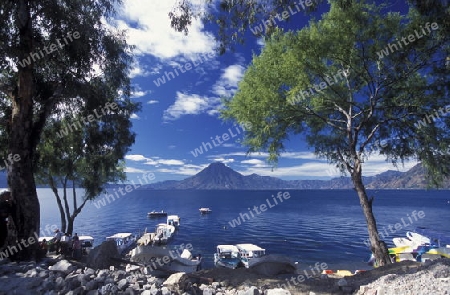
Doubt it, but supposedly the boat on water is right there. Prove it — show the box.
[128,241,202,274]
[235,243,266,268]
[79,235,95,254]
[213,245,243,269]
[153,223,176,245]
[106,233,137,254]
[167,215,181,228]
[148,210,168,218]
[370,228,450,265]
[199,208,212,214]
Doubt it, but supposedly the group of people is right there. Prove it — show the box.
[46,229,83,260]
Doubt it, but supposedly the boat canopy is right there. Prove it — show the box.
[106,233,133,239]
[236,243,266,258]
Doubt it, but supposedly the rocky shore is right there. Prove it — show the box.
[0,253,449,295]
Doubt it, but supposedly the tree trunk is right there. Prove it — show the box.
[62,178,71,232]
[7,0,40,261]
[352,162,391,267]
[49,177,67,233]
[67,218,74,236]
[67,193,89,236]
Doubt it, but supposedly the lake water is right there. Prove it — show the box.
[37,188,450,270]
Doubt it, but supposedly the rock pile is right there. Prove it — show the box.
[0,257,292,295]
[354,259,450,295]
[0,252,449,295]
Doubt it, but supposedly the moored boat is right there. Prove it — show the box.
[106,233,137,254]
[372,228,450,265]
[167,215,180,228]
[235,243,266,268]
[79,235,95,254]
[153,223,176,245]
[129,244,202,274]
[213,245,243,269]
[199,208,212,214]
[148,210,168,218]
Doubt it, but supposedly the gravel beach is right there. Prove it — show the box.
[0,254,449,295]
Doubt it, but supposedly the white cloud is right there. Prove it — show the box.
[131,89,149,98]
[124,167,148,173]
[147,100,159,104]
[241,159,267,167]
[130,113,140,119]
[156,159,184,166]
[256,38,265,47]
[156,164,207,176]
[212,64,246,97]
[210,158,235,164]
[116,0,216,60]
[163,92,220,120]
[235,154,419,179]
[129,61,150,78]
[125,154,148,161]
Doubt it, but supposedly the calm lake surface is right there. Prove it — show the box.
[37,189,450,270]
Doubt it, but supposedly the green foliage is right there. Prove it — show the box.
[0,0,141,234]
[169,0,326,53]
[221,0,450,184]
[0,0,135,157]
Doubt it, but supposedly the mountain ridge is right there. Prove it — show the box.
[144,162,450,190]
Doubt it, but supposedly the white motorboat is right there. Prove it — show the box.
[129,243,202,274]
[167,215,181,228]
[199,208,212,214]
[153,224,176,245]
[79,235,95,254]
[106,233,137,254]
[213,245,243,269]
[235,243,266,268]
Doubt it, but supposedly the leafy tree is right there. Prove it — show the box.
[35,97,139,235]
[170,0,449,53]
[0,0,133,260]
[169,0,325,53]
[221,1,449,266]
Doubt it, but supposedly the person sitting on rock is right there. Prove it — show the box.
[39,239,48,259]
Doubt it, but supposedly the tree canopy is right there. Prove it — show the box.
[0,0,136,260]
[221,0,449,265]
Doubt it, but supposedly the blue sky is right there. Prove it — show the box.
[113,0,417,183]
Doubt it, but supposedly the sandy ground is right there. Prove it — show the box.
[192,260,426,294]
